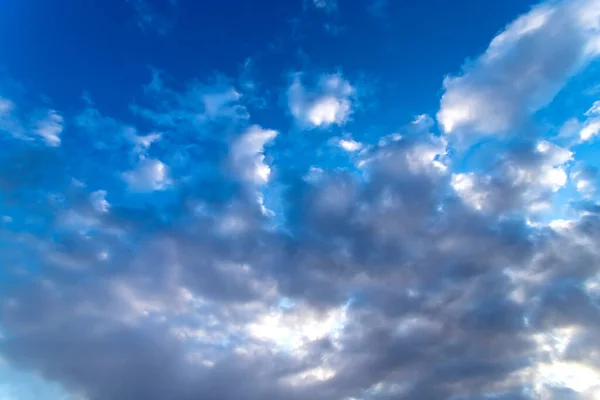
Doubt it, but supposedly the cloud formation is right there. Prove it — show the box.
[452,140,573,213]
[0,96,64,146]
[2,1,600,400]
[123,158,171,191]
[438,0,600,136]
[287,73,355,129]
[229,125,278,185]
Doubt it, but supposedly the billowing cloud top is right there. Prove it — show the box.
[1,1,600,400]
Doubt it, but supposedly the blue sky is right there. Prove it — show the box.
[1,0,600,399]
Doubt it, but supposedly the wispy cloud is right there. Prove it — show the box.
[126,0,179,35]
[33,110,64,147]
[131,69,248,129]
[309,0,337,14]
[0,96,64,147]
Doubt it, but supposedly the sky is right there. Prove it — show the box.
[1,0,600,399]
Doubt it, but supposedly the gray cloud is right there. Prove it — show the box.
[2,124,600,399]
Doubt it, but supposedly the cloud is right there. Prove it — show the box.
[571,162,598,196]
[310,0,337,13]
[75,104,135,150]
[131,70,248,129]
[437,0,600,136]
[0,96,64,147]
[90,190,110,213]
[3,127,600,399]
[126,0,179,35]
[4,3,600,399]
[287,73,355,128]
[337,137,362,152]
[122,159,171,192]
[557,99,600,142]
[452,140,572,213]
[0,97,23,138]
[580,100,600,141]
[33,110,64,147]
[229,125,278,185]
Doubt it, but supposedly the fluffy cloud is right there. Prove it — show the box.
[452,140,572,213]
[287,73,355,128]
[337,137,362,152]
[4,128,600,399]
[438,0,600,136]
[90,190,110,213]
[229,125,278,185]
[123,159,171,191]
[3,2,600,399]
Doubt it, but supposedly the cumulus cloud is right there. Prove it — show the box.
[229,125,278,185]
[337,137,362,152]
[5,126,600,399]
[3,122,600,399]
[452,140,572,213]
[287,73,355,128]
[438,0,600,136]
[4,2,600,399]
[123,159,171,191]
[90,190,110,213]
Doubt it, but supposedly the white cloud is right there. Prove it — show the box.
[247,300,347,352]
[230,125,278,185]
[338,137,362,152]
[127,131,162,157]
[438,0,600,136]
[571,163,598,196]
[132,71,248,127]
[33,110,64,147]
[557,99,600,142]
[123,159,171,192]
[287,73,355,128]
[580,100,600,141]
[0,98,64,146]
[452,141,572,213]
[90,190,110,213]
[202,88,242,119]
